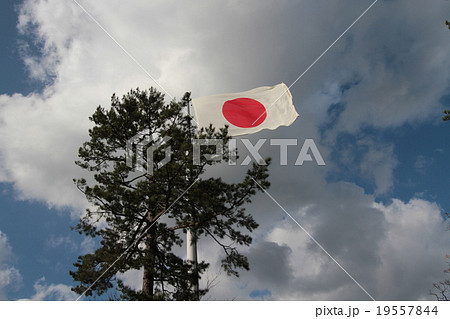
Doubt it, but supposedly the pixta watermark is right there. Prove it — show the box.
[126,134,325,175]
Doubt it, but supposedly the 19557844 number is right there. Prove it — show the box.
[377,306,438,316]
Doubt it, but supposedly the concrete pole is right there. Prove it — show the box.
[186,98,199,298]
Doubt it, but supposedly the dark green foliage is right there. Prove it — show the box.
[70,88,271,300]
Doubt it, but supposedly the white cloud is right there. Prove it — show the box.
[27,277,77,301]
[0,268,22,300]
[373,199,448,300]
[0,231,23,300]
[0,0,448,301]
[203,194,447,300]
[1,0,448,211]
[116,268,143,292]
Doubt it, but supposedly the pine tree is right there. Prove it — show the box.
[70,87,271,300]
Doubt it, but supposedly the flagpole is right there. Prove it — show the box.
[186,97,199,298]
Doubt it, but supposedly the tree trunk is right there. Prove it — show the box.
[142,213,157,299]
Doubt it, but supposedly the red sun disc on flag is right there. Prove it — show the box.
[222,98,267,128]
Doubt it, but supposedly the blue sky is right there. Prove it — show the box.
[0,1,80,300]
[0,0,449,300]
[0,1,27,95]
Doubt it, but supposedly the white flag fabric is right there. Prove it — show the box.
[192,83,299,136]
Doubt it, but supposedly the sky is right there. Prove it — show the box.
[0,0,449,301]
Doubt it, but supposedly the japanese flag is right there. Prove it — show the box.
[192,83,299,136]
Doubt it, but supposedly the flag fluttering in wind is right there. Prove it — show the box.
[192,83,299,136]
